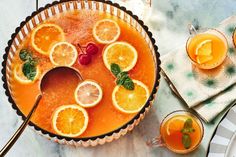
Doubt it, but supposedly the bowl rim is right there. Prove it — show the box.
[1,0,161,142]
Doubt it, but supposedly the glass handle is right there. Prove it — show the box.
[188,24,197,35]
[146,136,165,147]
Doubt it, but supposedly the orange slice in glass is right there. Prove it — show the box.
[31,23,65,55]
[49,42,78,66]
[195,40,213,64]
[196,55,213,64]
[52,105,89,137]
[112,80,149,113]
[74,80,103,108]
[166,117,186,136]
[13,64,40,84]
[103,41,138,71]
[93,19,120,44]
[195,40,212,56]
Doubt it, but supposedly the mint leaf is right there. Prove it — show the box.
[22,61,37,81]
[19,49,33,61]
[111,63,121,77]
[184,118,193,129]
[116,72,129,85]
[123,77,134,90]
[182,134,191,149]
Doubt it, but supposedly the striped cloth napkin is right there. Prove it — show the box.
[161,16,236,122]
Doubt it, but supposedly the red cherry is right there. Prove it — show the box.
[78,54,92,65]
[86,42,99,55]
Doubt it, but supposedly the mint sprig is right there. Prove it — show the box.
[181,118,195,134]
[19,49,38,81]
[181,118,195,149]
[110,63,134,90]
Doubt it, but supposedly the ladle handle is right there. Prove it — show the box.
[0,95,42,157]
[36,0,38,11]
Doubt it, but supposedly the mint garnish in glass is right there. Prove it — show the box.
[181,118,195,149]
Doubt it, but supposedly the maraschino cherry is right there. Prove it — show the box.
[86,42,99,55]
[78,54,92,65]
[76,42,99,65]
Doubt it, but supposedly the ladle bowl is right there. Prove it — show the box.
[0,66,83,156]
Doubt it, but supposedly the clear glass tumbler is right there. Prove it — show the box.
[147,110,204,154]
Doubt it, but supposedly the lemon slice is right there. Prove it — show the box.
[196,55,213,64]
[74,80,103,108]
[112,80,149,114]
[103,41,138,71]
[31,23,65,55]
[14,64,40,84]
[195,40,212,56]
[52,105,89,137]
[49,42,78,66]
[93,19,120,44]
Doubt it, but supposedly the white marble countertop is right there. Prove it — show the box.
[0,0,236,157]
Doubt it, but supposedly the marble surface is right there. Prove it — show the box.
[0,0,236,157]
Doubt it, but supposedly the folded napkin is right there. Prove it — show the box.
[161,17,236,122]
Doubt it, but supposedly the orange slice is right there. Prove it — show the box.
[74,80,103,108]
[195,40,212,56]
[166,117,186,136]
[52,105,88,137]
[93,19,120,44]
[13,64,40,84]
[103,42,138,71]
[31,23,65,55]
[112,80,149,113]
[196,55,213,64]
[49,42,78,66]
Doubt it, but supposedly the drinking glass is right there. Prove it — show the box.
[147,110,204,154]
[186,25,228,69]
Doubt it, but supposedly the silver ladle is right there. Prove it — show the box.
[0,66,83,156]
